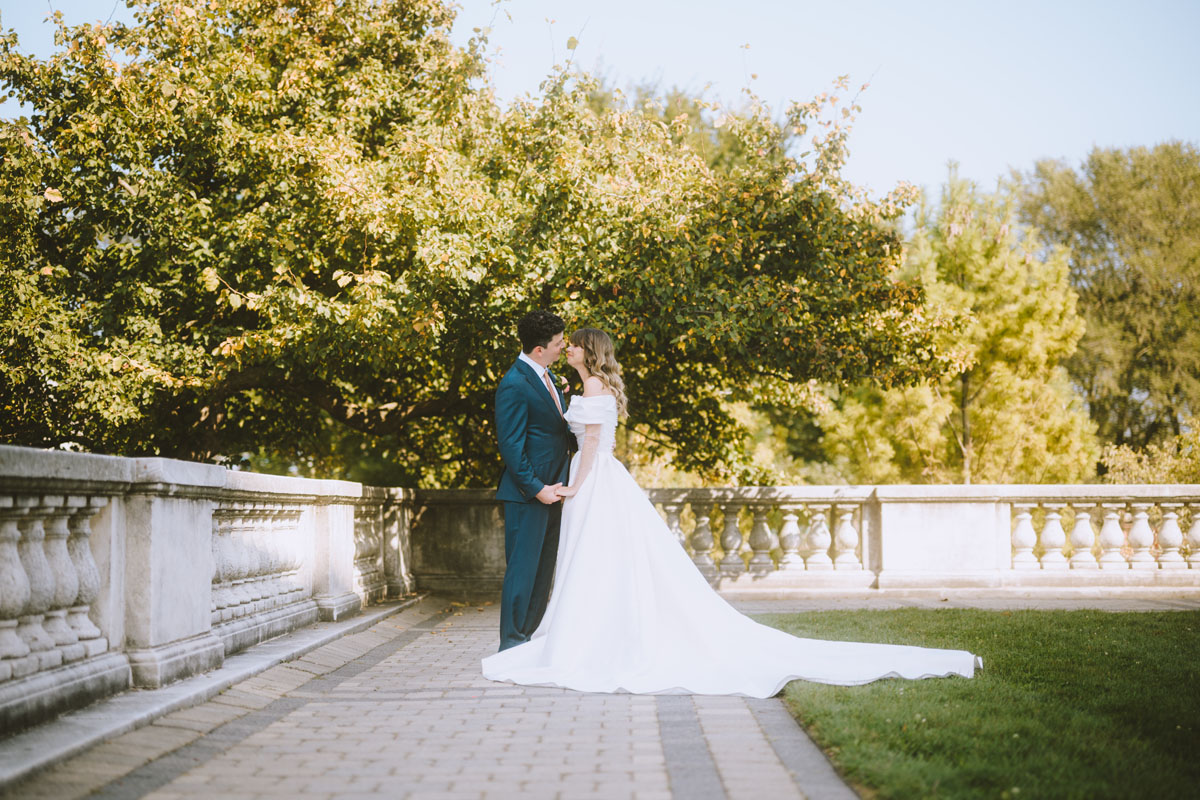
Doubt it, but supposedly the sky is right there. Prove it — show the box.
[2,0,1197,198]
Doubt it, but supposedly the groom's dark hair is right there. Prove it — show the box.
[518,310,566,353]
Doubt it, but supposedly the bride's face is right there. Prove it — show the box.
[565,341,585,368]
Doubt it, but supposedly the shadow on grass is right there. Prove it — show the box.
[755,609,1200,800]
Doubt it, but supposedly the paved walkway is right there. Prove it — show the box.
[0,597,856,800]
[4,592,1199,800]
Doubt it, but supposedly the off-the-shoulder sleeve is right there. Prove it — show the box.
[567,394,615,424]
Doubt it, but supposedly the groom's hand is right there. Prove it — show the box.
[535,483,563,504]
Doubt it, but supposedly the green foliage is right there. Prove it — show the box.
[1,1,951,485]
[1100,421,1200,483]
[820,171,1100,483]
[765,609,1200,800]
[1017,142,1200,450]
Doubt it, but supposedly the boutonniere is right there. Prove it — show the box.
[558,375,571,395]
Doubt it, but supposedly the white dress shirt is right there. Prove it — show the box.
[519,352,558,403]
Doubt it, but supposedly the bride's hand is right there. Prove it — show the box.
[555,485,578,498]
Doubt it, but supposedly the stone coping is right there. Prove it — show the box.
[4,443,1200,503]
[407,484,1200,505]
[0,445,363,500]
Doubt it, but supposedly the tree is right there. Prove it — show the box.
[820,172,1100,483]
[1,1,951,486]
[1100,422,1200,483]
[1017,142,1200,450]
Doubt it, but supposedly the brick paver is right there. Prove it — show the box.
[3,596,847,799]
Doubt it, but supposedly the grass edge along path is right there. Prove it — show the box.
[754,608,1200,800]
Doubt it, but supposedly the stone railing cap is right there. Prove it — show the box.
[130,457,225,489]
[0,444,133,489]
[223,469,362,499]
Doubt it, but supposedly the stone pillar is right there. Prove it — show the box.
[122,459,225,688]
[313,499,362,621]
[383,488,415,597]
[872,487,1013,589]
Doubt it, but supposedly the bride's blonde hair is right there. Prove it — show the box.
[571,328,629,418]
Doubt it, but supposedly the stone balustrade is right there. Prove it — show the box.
[3,442,1199,736]
[405,486,1200,595]
[0,446,412,736]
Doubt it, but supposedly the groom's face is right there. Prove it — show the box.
[532,333,566,366]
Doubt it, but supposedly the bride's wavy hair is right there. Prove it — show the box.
[570,328,629,419]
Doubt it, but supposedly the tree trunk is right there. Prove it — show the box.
[961,372,972,484]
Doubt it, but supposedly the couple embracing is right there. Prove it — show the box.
[483,310,981,697]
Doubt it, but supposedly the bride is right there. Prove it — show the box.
[482,328,980,697]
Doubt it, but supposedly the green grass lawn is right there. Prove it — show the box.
[755,609,1200,800]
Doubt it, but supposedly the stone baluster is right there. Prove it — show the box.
[718,503,745,578]
[1158,504,1185,569]
[231,510,254,614]
[804,505,833,570]
[1097,504,1128,569]
[1126,503,1156,570]
[1011,505,1038,569]
[1068,504,1098,569]
[66,496,105,641]
[1187,504,1200,569]
[776,505,805,572]
[288,515,305,599]
[41,500,82,654]
[662,502,687,550]
[210,516,222,622]
[832,506,862,570]
[267,506,288,603]
[1038,504,1068,570]
[213,512,234,620]
[746,505,775,574]
[16,498,62,668]
[248,507,269,607]
[223,511,243,616]
[689,504,717,580]
[0,498,32,660]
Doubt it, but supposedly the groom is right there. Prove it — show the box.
[494,310,571,650]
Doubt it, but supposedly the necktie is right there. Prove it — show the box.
[543,370,563,414]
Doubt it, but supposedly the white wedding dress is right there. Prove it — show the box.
[482,394,980,697]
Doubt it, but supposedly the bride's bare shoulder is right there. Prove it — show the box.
[582,376,613,398]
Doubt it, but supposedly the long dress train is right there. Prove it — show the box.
[482,394,980,698]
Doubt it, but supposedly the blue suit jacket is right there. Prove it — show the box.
[495,360,571,503]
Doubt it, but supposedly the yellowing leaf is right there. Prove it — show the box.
[43,188,63,202]
[200,267,220,292]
